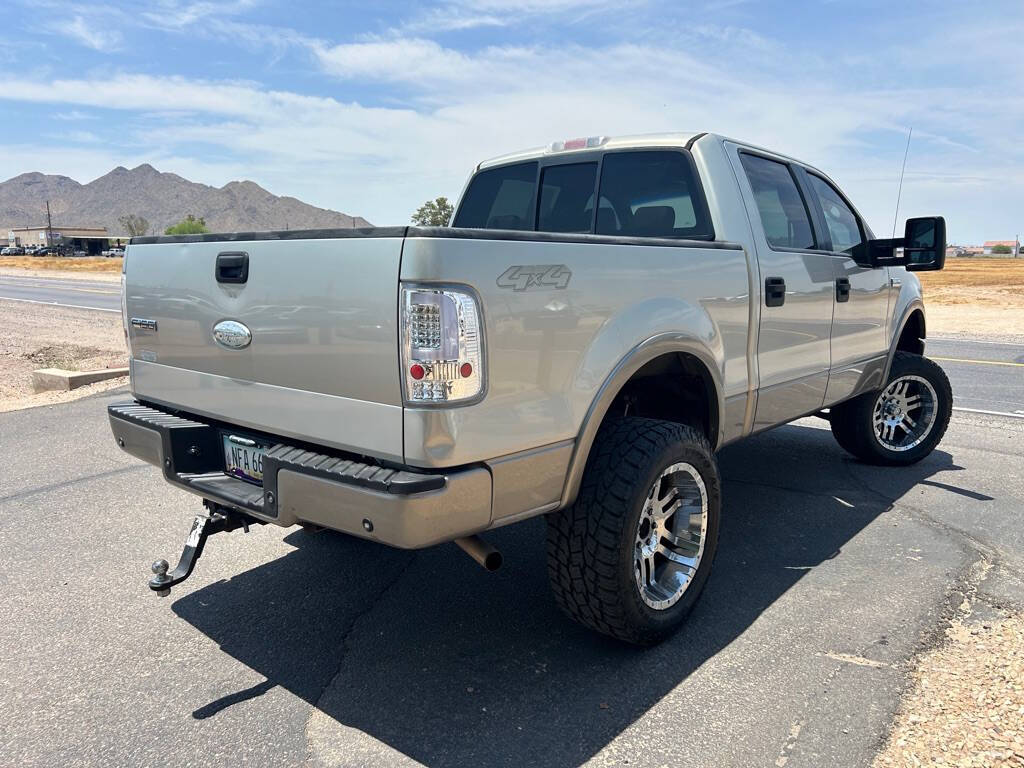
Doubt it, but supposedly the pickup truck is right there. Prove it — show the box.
[109,132,952,645]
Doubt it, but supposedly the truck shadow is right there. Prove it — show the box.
[172,423,975,767]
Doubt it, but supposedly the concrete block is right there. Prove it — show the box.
[32,367,129,392]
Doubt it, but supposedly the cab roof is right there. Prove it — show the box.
[475,131,821,176]
[476,132,705,170]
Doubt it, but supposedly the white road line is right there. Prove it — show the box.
[0,275,117,287]
[0,296,120,313]
[931,337,1024,347]
[952,406,1024,420]
[0,282,118,294]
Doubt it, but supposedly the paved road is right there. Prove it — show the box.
[2,390,1022,767]
[0,274,120,312]
[928,337,1024,416]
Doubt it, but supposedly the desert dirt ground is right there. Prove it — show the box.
[0,300,127,412]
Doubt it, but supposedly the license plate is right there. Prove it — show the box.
[223,435,268,484]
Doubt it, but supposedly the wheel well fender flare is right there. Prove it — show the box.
[559,333,723,509]
[883,301,926,383]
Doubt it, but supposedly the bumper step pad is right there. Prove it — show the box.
[108,401,446,521]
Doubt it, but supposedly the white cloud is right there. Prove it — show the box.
[398,0,644,32]
[49,14,122,50]
[54,109,98,121]
[313,38,476,84]
[140,0,260,29]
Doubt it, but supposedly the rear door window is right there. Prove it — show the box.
[453,161,537,230]
[537,162,598,233]
[739,153,816,250]
[596,151,712,239]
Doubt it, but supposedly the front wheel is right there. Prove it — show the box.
[546,418,721,645]
[830,352,952,465]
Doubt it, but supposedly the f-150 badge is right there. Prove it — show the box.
[497,264,572,291]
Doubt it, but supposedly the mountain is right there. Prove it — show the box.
[0,164,371,235]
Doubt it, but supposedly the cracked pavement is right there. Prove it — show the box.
[1,388,1021,767]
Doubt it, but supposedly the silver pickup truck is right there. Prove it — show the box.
[110,132,951,644]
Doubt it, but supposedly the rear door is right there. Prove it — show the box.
[731,147,836,430]
[800,171,891,403]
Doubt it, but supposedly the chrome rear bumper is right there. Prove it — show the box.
[107,401,492,548]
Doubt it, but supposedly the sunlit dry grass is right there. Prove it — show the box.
[0,256,123,272]
[918,258,1024,306]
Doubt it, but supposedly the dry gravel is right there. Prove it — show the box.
[874,612,1024,767]
[0,299,127,412]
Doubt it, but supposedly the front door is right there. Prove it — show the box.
[731,147,836,430]
[801,172,891,404]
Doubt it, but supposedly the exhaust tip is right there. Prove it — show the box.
[483,550,503,572]
[455,535,503,572]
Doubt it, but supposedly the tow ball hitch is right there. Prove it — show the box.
[148,503,262,597]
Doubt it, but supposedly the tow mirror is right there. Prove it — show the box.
[864,216,946,271]
[902,216,946,271]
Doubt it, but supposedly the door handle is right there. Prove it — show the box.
[764,276,786,307]
[216,251,249,284]
[836,276,851,303]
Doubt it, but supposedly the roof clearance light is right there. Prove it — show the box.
[549,136,608,153]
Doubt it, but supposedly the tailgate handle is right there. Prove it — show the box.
[216,251,249,284]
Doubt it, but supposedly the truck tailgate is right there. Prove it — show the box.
[124,233,404,460]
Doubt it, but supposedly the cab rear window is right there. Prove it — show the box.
[452,162,537,230]
[595,151,712,239]
[454,150,713,240]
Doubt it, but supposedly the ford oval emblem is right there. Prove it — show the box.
[212,320,252,350]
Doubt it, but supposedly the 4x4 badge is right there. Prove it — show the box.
[496,264,572,292]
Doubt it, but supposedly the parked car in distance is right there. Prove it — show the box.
[111,131,951,645]
[107,247,125,258]
[35,246,61,256]
[1,246,25,255]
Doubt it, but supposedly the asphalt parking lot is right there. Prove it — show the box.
[2,386,1022,767]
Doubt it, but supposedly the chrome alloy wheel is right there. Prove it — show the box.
[634,462,709,611]
[872,374,938,452]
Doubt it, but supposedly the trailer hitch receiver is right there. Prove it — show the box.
[148,503,260,596]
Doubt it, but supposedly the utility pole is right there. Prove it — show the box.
[46,200,54,248]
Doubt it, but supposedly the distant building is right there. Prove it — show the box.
[6,225,129,254]
[982,240,1018,255]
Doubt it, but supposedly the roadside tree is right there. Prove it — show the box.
[119,214,150,237]
[412,197,454,226]
[165,215,209,235]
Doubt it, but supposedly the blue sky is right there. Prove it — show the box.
[0,0,1021,243]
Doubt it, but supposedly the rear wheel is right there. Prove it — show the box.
[830,352,952,465]
[546,417,721,645]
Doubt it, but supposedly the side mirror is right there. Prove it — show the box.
[903,216,946,271]
[863,216,946,271]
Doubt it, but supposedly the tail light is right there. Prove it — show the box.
[401,286,484,405]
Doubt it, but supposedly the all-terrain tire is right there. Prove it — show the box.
[830,352,952,466]
[545,417,721,645]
